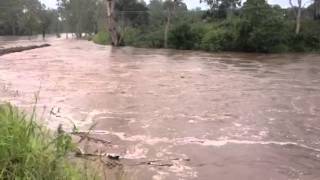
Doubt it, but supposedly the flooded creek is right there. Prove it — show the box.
[1,38,320,180]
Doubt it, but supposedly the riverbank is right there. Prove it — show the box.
[0,103,87,179]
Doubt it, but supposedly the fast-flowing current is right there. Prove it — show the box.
[1,37,320,180]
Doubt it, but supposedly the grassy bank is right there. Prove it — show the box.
[0,103,88,179]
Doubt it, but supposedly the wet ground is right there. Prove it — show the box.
[1,37,320,180]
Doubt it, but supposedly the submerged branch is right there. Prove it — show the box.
[71,132,112,145]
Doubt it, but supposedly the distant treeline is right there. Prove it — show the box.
[1,0,320,53]
[0,0,60,37]
[89,0,320,53]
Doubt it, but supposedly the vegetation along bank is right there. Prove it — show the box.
[1,0,320,52]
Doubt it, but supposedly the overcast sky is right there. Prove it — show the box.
[40,0,292,10]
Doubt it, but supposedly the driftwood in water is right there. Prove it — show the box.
[72,131,112,145]
[69,129,191,170]
[75,146,190,168]
[0,44,51,56]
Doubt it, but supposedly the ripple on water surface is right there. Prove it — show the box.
[1,38,320,180]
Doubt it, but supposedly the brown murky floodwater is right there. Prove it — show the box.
[1,37,320,180]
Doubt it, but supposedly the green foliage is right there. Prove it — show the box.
[57,0,102,38]
[3,0,320,53]
[168,23,197,49]
[115,0,149,27]
[122,28,141,46]
[114,0,320,53]
[201,0,241,19]
[0,103,85,179]
[0,0,60,36]
[190,23,212,49]
[93,31,111,45]
[201,28,227,51]
[142,29,165,48]
[291,20,320,51]
[289,33,320,52]
[234,0,289,52]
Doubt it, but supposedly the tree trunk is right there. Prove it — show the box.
[11,24,16,36]
[106,0,121,46]
[290,0,302,35]
[295,7,301,34]
[42,28,46,40]
[164,0,177,48]
[164,13,171,48]
[315,0,320,20]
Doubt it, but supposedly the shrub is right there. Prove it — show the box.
[230,0,290,52]
[299,20,320,51]
[190,23,212,49]
[168,23,197,50]
[246,22,290,53]
[0,103,86,179]
[289,34,310,52]
[200,28,228,51]
[93,31,110,45]
[141,29,165,48]
[122,27,141,46]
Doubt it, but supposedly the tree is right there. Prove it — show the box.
[0,0,24,35]
[115,0,149,28]
[106,0,121,46]
[148,0,166,29]
[315,0,320,19]
[200,0,241,19]
[39,8,53,39]
[163,0,187,48]
[289,0,303,34]
[0,0,59,36]
[237,0,289,52]
[57,0,99,38]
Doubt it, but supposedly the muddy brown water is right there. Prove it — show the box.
[1,37,320,180]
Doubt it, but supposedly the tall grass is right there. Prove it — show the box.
[0,103,88,179]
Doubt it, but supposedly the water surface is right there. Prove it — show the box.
[1,38,320,180]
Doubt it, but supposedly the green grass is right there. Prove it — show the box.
[0,103,89,180]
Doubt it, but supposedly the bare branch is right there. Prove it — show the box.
[289,0,298,15]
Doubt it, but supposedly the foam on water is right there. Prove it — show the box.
[77,130,320,153]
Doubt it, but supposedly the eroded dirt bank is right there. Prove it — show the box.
[1,38,320,180]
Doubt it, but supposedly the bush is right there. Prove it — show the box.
[234,0,291,53]
[122,27,141,46]
[140,29,165,48]
[249,19,290,52]
[0,104,85,179]
[121,27,164,48]
[93,31,110,45]
[168,23,197,50]
[190,23,212,49]
[289,34,310,52]
[298,20,320,51]
[200,28,228,51]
